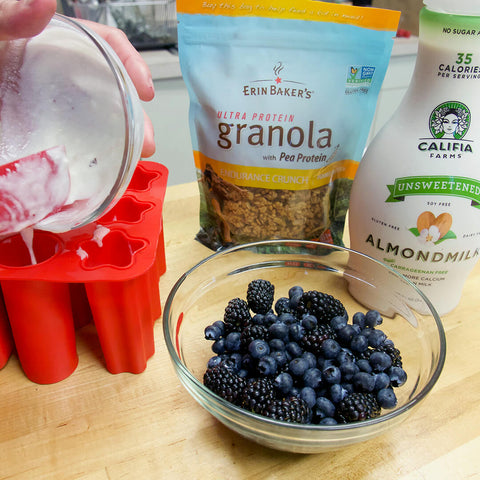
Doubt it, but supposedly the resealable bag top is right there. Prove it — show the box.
[177,0,400,250]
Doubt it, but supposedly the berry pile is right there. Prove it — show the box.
[203,279,407,425]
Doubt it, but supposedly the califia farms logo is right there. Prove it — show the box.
[429,101,470,139]
[242,62,313,99]
[419,100,473,157]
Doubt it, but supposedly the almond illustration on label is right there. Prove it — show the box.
[414,211,454,245]
[433,212,453,238]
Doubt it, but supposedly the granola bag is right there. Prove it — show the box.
[177,0,400,250]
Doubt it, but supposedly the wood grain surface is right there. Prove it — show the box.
[0,181,478,480]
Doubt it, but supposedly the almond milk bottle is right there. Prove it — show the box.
[348,0,480,315]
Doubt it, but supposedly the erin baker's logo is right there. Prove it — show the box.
[418,101,473,157]
[242,62,313,99]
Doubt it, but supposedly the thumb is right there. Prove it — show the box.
[0,0,57,40]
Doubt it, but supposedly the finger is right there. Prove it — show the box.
[0,0,56,40]
[77,19,155,102]
[141,110,156,158]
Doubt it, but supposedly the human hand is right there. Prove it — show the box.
[77,19,156,157]
[0,0,156,157]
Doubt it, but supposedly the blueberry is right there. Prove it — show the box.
[274,372,294,394]
[374,372,391,391]
[330,383,348,404]
[207,355,223,368]
[204,324,222,341]
[302,351,317,369]
[212,320,225,336]
[337,325,356,346]
[257,355,277,376]
[330,315,348,331]
[289,357,309,377]
[352,312,366,329]
[320,338,341,360]
[369,351,392,372]
[342,382,354,395]
[271,349,288,368]
[368,329,387,348]
[317,357,335,370]
[356,359,373,373]
[319,417,338,425]
[315,397,336,419]
[301,314,318,330]
[248,339,270,359]
[353,371,376,392]
[350,334,369,354]
[361,327,373,338]
[241,353,255,372]
[288,285,304,299]
[377,387,397,408]
[290,386,301,397]
[212,337,226,354]
[269,338,286,351]
[365,309,383,328]
[223,353,242,372]
[339,360,359,381]
[251,313,266,325]
[300,387,317,408]
[289,293,303,310]
[286,341,303,358]
[279,312,296,324]
[322,365,342,384]
[268,321,289,340]
[388,366,407,387]
[337,348,355,365]
[288,323,305,342]
[238,369,249,378]
[225,332,242,352]
[303,367,323,389]
[264,312,278,326]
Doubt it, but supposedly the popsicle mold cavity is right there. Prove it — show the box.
[127,166,159,192]
[80,231,146,269]
[100,196,152,224]
[0,231,63,267]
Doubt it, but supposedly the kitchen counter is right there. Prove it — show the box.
[1,181,479,479]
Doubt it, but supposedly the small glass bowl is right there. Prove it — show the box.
[163,240,446,453]
[0,14,144,233]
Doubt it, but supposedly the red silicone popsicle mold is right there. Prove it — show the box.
[0,161,168,383]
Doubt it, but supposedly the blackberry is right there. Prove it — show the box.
[336,392,381,423]
[356,343,403,368]
[299,324,336,356]
[295,290,347,324]
[247,279,275,314]
[261,396,311,424]
[240,324,269,350]
[241,377,275,413]
[378,342,403,368]
[224,298,251,333]
[204,364,246,406]
[275,297,294,315]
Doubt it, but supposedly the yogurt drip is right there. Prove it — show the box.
[20,227,36,265]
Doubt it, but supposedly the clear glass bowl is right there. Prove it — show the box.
[0,14,144,233]
[163,240,446,453]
